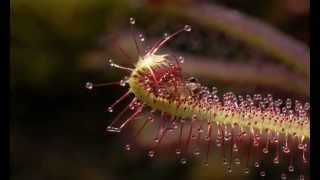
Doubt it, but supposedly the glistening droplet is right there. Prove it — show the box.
[184,25,192,32]
[107,107,114,113]
[260,171,266,177]
[299,175,305,180]
[244,168,249,174]
[85,82,93,90]
[263,147,269,154]
[108,59,115,67]
[180,158,187,164]
[273,157,280,164]
[178,56,184,64]
[234,158,240,165]
[283,146,290,154]
[106,126,121,133]
[125,144,131,151]
[193,149,200,156]
[288,165,294,172]
[138,33,145,42]
[281,173,287,180]
[119,80,126,87]
[175,149,181,155]
[148,150,155,158]
[129,17,135,25]
[254,161,259,168]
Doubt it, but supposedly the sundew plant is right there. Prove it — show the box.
[85,2,309,179]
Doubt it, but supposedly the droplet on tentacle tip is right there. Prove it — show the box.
[85,82,93,90]
[273,157,280,164]
[299,175,305,180]
[262,147,269,154]
[175,148,181,155]
[154,138,160,143]
[180,158,187,164]
[108,58,115,67]
[227,167,232,173]
[129,17,135,25]
[148,150,155,158]
[178,56,184,64]
[125,144,131,151]
[254,161,260,168]
[184,25,192,32]
[288,165,294,172]
[223,159,228,166]
[106,126,121,133]
[234,158,240,165]
[119,76,129,87]
[200,161,208,167]
[138,33,145,42]
[260,171,266,177]
[281,173,287,180]
[193,149,200,156]
[107,106,114,113]
[211,87,218,94]
[282,146,290,154]
[243,168,249,174]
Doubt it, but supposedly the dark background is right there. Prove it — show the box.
[10,0,309,179]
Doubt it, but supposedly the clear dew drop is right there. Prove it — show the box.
[234,158,241,165]
[281,173,287,180]
[175,149,181,155]
[288,165,294,172]
[108,59,114,67]
[85,82,93,90]
[138,33,145,42]
[120,80,126,87]
[180,158,187,164]
[106,126,121,133]
[211,87,218,94]
[243,168,249,174]
[148,150,155,158]
[273,157,280,164]
[203,161,209,166]
[125,144,131,151]
[262,147,269,154]
[154,138,160,143]
[260,171,266,177]
[163,33,169,38]
[107,106,114,113]
[119,76,128,87]
[178,56,184,64]
[129,17,135,25]
[233,144,238,152]
[184,25,192,32]
[223,159,228,166]
[193,149,200,156]
[282,146,290,154]
[254,161,260,168]
[216,141,222,147]
[227,167,232,173]
[299,175,305,180]
[298,143,304,150]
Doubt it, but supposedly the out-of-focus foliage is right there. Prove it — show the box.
[11,0,309,180]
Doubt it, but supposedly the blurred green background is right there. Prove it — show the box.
[11,0,309,180]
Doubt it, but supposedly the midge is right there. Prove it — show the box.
[86,18,309,179]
